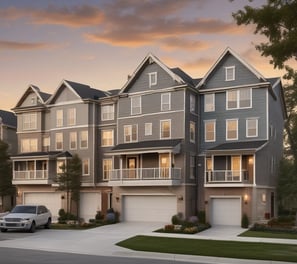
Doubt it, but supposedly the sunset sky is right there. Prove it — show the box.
[0,0,292,111]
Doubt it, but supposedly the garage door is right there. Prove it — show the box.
[24,192,61,222]
[123,195,176,222]
[80,192,101,222]
[211,198,241,226]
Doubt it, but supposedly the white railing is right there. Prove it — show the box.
[13,170,48,180]
[109,167,181,181]
[205,170,248,183]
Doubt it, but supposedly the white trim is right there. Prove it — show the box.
[160,119,171,139]
[145,122,152,136]
[124,124,138,143]
[226,119,238,141]
[204,119,216,142]
[117,109,184,120]
[161,93,171,111]
[69,131,77,150]
[225,66,235,81]
[148,72,157,87]
[101,129,114,147]
[246,118,259,138]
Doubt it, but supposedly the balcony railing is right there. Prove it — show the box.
[108,167,181,186]
[205,170,249,183]
[13,170,48,180]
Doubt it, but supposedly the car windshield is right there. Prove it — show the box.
[11,206,37,214]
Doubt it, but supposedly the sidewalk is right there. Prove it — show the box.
[0,223,295,264]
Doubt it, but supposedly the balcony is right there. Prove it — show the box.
[205,170,250,186]
[13,170,51,185]
[108,167,182,186]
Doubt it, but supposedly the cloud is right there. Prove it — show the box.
[159,37,210,51]
[0,40,54,50]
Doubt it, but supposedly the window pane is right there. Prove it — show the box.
[55,133,63,150]
[103,159,112,180]
[161,93,170,111]
[131,96,141,115]
[226,67,235,81]
[247,119,257,137]
[23,113,37,130]
[80,131,88,148]
[240,88,251,108]
[68,108,76,126]
[227,120,238,140]
[69,132,77,149]
[227,90,237,109]
[190,121,195,142]
[56,110,63,127]
[161,120,171,138]
[205,94,215,112]
[102,130,113,146]
[190,94,196,113]
[82,159,89,175]
[101,104,114,121]
[145,123,152,136]
[205,121,215,141]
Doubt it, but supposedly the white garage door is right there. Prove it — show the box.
[211,198,241,226]
[24,192,61,222]
[123,195,176,222]
[80,192,101,222]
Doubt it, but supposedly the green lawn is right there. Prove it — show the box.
[117,235,297,262]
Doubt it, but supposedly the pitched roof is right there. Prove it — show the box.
[119,53,186,93]
[170,67,196,87]
[207,140,267,152]
[197,47,267,88]
[11,151,72,159]
[111,139,182,154]
[0,110,17,128]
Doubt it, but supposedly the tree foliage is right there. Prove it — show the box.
[0,140,15,199]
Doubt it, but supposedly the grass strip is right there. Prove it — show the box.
[116,235,297,263]
[240,230,297,239]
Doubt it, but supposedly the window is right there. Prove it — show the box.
[190,94,196,113]
[204,94,215,112]
[103,159,112,180]
[101,104,114,121]
[56,160,66,174]
[55,133,63,150]
[131,96,141,115]
[101,129,114,146]
[160,120,171,139]
[80,131,88,149]
[82,159,89,175]
[145,123,152,136]
[227,88,251,109]
[67,108,76,126]
[161,93,171,111]
[124,125,138,143]
[190,155,196,179]
[21,138,38,152]
[56,110,63,127]
[190,121,195,143]
[42,137,50,152]
[23,113,37,130]
[246,118,258,137]
[205,120,216,142]
[225,66,235,81]
[69,132,77,149]
[226,119,238,140]
[149,72,157,87]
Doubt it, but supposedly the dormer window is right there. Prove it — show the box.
[149,72,157,87]
[225,66,235,81]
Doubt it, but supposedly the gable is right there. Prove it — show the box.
[202,53,262,89]
[48,83,82,105]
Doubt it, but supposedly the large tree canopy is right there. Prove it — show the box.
[233,0,297,70]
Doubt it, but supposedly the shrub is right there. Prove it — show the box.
[171,213,183,225]
[95,211,104,220]
[241,213,249,228]
[198,211,206,224]
[164,224,175,231]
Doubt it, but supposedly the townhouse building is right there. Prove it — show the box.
[9,48,286,226]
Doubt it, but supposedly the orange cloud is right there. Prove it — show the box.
[0,40,53,50]
[159,37,210,51]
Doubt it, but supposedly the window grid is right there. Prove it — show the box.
[80,131,88,149]
[69,132,77,150]
[145,123,152,136]
[56,110,63,127]
[160,120,171,139]
[149,72,157,87]
[124,125,138,143]
[190,121,195,143]
[23,113,37,130]
[101,104,114,121]
[246,118,258,137]
[161,93,171,111]
[226,119,238,140]
[82,159,90,176]
[204,120,216,142]
[101,129,114,147]
[103,159,112,180]
[67,108,76,126]
[131,96,141,115]
[225,66,235,81]
[55,133,63,150]
[190,94,196,113]
[227,88,251,110]
[204,94,215,112]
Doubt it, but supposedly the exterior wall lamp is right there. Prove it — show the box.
[178,195,183,201]
[116,196,120,202]
[244,194,248,204]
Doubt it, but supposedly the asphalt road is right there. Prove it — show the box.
[0,248,198,264]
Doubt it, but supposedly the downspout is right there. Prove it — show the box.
[93,102,96,186]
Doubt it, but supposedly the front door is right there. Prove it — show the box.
[159,154,170,178]
[231,155,240,180]
[127,157,137,179]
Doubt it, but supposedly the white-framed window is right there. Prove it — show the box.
[23,113,37,130]
[225,66,235,81]
[82,159,90,176]
[161,93,171,111]
[69,132,77,150]
[56,110,63,127]
[190,94,196,113]
[227,88,251,109]
[204,120,216,142]
[67,108,76,126]
[246,118,258,137]
[190,121,195,143]
[101,129,114,146]
[131,96,141,115]
[124,124,138,143]
[101,104,115,121]
[145,123,152,136]
[103,158,113,180]
[226,119,238,140]
[204,93,215,112]
[80,130,88,149]
[160,120,171,139]
[55,133,63,150]
[42,137,50,152]
[21,138,38,153]
[149,72,157,87]
[56,160,66,174]
[190,155,196,179]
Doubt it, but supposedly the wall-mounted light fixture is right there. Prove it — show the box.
[262,193,266,203]
[116,196,120,202]
[244,194,248,204]
[178,195,183,201]
[17,190,22,197]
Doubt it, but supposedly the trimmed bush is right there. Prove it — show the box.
[241,213,249,228]
[171,213,183,225]
[198,211,206,224]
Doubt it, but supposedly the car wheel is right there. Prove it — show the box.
[0,228,7,232]
[44,218,51,229]
[29,221,36,233]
